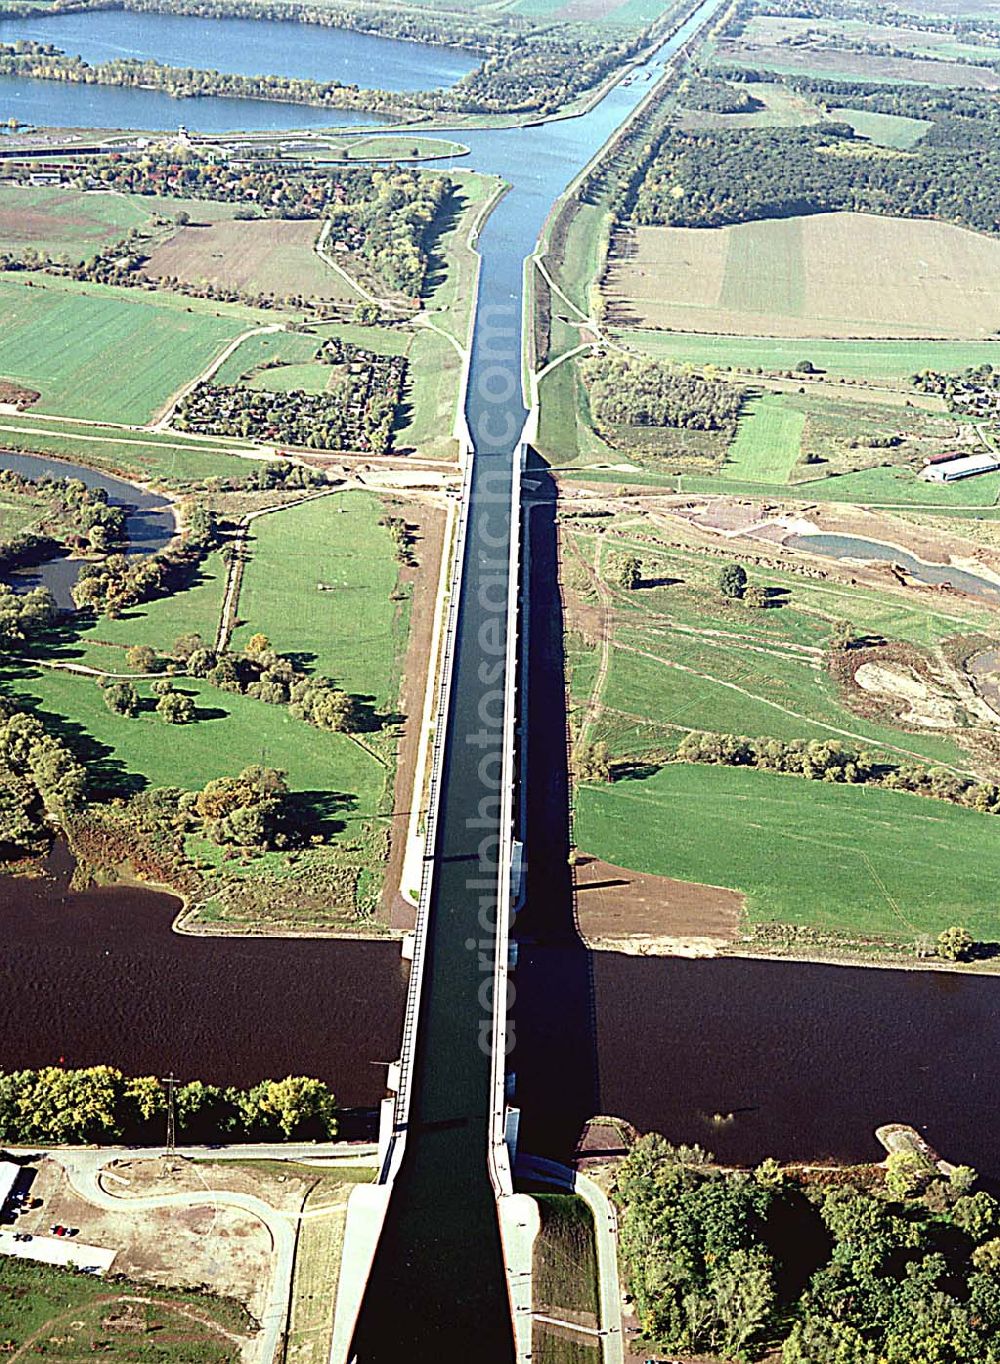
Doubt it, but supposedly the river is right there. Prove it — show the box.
[2,859,998,1175]
[0,450,175,608]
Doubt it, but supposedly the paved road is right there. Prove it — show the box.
[9,1143,378,1364]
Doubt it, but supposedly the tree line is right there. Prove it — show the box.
[617,1132,1000,1363]
[0,15,651,120]
[0,469,126,569]
[0,1065,338,1144]
[675,729,1000,816]
[0,694,87,858]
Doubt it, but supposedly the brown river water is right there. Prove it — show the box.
[2,849,999,1172]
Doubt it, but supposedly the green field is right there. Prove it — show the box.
[0,275,270,424]
[0,1259,253,1364]
[8,663,382,801]
[214,330,321,385]
[564,519,987,773]
[231,493,403,703]
[618,330,1000,379]
[249,362,332,395]
[725,394,805,482]
[575,762,1000,939]
[0,185,153,259]
[829,106,932,148]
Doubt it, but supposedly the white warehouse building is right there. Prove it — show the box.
[921,452,1000,483]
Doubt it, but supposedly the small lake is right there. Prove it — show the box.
[0,10,479,92]
[0,450,175,608]
[787,531,1000,602]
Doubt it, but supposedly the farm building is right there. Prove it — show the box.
[920,452,1000,483]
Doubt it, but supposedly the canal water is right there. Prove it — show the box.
[787,531,1000,602]
[0,10,479,91]
[0,450,175,608]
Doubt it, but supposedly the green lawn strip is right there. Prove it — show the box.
[231,493,401,702]
[829,107,932,148]
[396,326,461,458]
[250,362,333,395]
[0,274,278,425]
[423,169,498,335]
[550,200,610,318]
[616,330,1000,379]
[678,466,1000,508]
[537,359,614,468]
[5,664,382,807]
[532,1193,599,1320]
[724,392,805,483]
[214,329,322,385]
[575,762,1000,939]
[0,1257,252,1358]
[0,418,256,485]
[603,627,971,770]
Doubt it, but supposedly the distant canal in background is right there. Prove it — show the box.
[2,860,999,1174]
[0,10,479,90]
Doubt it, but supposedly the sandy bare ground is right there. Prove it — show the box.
[573,854,742,956]
[13,1159,272,1322]
[604,213,1000,338]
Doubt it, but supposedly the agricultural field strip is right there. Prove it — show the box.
[0,418,261,459]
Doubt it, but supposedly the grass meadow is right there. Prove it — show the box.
[231,493,404,703]
[724,394,805,482]
[0,415,257,486]
[617,330,1000,380]
[0,184,153,259]
[575,763,1000,939]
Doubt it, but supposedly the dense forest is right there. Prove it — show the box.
[623,122,1000,233]
[617,1133,1000,1364]
[583,353,746,434]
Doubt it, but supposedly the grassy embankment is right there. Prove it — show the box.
[0,1258,255,1364]
[531,1193,600,1364]
[564,513,1000,946]
[285,1165,376,1364]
